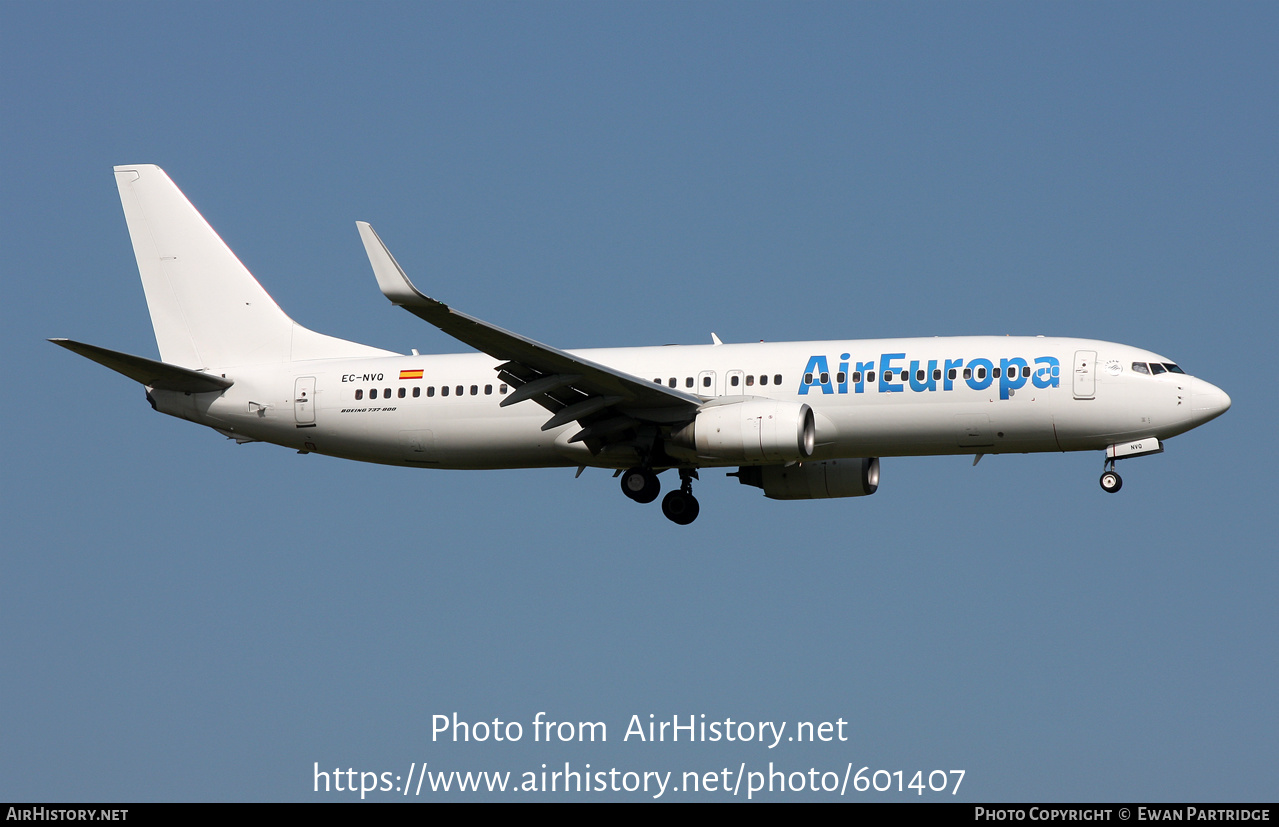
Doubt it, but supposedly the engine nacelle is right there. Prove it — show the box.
[668,399,815,463]
[733,457,880,499]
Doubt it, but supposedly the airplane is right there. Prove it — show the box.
[52,165,1232,525]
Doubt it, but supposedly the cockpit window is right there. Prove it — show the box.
[1163,363,1185,374]
[1149,363,1167,375]
[1132,362,1150,375]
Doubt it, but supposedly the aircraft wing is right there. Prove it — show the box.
[358,223,701,443]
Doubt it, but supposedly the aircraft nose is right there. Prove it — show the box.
[1190,377,1231,424]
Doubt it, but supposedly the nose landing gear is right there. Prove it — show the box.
[1099,459,1123,493]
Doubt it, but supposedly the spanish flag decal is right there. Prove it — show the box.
[399,369,424,380]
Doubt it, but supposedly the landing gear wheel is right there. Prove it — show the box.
[1100,470,1122,493]
[620,468,660,504]
[661,490,700,525]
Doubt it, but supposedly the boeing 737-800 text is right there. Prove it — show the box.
[52,166,1231,524]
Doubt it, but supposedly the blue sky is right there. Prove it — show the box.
[2,2,1275,801]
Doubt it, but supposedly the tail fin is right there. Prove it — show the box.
[114,165,392,369]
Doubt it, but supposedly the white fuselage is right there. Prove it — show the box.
[61,165,1234,521]
[151,335,1230,471]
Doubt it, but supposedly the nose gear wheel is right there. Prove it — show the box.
[1099,458,1122,493]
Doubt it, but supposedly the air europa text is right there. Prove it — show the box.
[799,353,1061,400]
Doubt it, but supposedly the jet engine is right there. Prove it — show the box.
[733,457,880,499]
[667,399,815,463]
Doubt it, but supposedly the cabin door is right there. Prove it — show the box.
[294,376,316,426]
[1073,351,1096,399]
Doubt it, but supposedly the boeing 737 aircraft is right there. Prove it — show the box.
[53,165,1231,524]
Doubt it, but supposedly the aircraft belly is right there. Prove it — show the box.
[424,414,566,468]
[818,404,960,456]
[812,397,1061,457]
[1051,376,1173,450]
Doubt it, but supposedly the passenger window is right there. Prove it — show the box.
[852,372,861,383]
[933,369,942,381]
[413,387,421,398]
[759,375,768,386]
[668,378,676,388]
[803,373,812,385]
[820,372,829,384]
[702,376,712,387]
[948,368,957,380]
[456,385,463,395]
[500,384,508,394]
[470,385,478,395]
[992,368,1001,379]
[963,368,972,380]
[384,388,391,398]
[355,389,363,400]
[398,387,406,398]
[442,386,449,397]
[977,368,987,380]
[654,378,661,384]
[746,375,754,386]
[732,375,741,387]
[1022,366,1031,378]
[916,369,925,382]
[485,385,493,395]
[774,374,782,385]
[427,386,435,397]
[1132,362,1150,375]
[835,372,845,384]
[883,370,893,381]
[867,371,875,383]
[685,377,694,388]
[370,388,378,399]
[1149,363,1166,375]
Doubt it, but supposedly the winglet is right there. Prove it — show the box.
[357,221,438,308]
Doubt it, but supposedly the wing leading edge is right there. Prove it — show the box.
[356,223,701,450]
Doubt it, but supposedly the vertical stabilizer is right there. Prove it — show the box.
[114,165,391,369]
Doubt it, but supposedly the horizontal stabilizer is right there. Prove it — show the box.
[49,339,233,393]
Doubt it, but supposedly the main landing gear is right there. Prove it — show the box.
[1099,458,1123,493]
[620,467,660,503]
[620,467,700,524]
[661,470,700,526]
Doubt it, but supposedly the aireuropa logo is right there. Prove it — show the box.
[798,353,1061,400]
